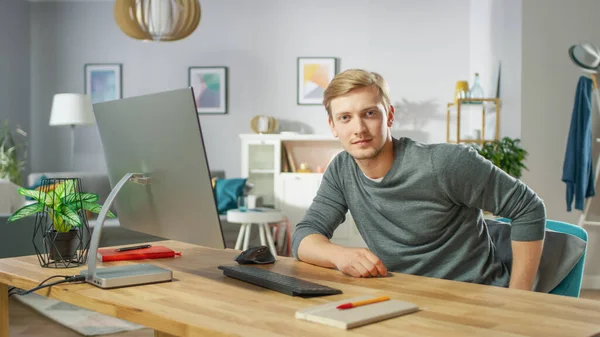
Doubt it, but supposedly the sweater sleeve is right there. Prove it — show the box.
[291,157,349,259]
[432,144,546,241]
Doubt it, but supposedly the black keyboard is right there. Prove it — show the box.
[218,265,342,297]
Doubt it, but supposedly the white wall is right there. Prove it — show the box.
[470,0,494,94]
[0,0,30,185]
[521,0,600,286]
[29,0,471,178]
[491,0,522,139]
[468,0,521,139]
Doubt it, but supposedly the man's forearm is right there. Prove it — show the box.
[509,240,543,290]
[297,234,345,268]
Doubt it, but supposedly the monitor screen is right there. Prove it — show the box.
[92,88,225,249]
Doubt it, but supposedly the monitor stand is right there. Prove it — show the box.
[80,173,173,289]
[80,263,172,289]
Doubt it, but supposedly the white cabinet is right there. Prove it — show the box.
[277,172,366,248]
[239,134,366,248]
[240,133,340,208]
[278,173,321,236]
[240,138,280,207]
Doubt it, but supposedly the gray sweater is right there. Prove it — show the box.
[291,137,546,287]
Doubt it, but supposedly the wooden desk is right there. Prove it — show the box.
[1,240,600,337]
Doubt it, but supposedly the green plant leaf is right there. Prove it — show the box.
[17,188,53,206]
[62,192,99,205]
[82,201,116,218]
[53,183,66,202]
[475,137,528,179]
[52,180,76,205]
[7,203,44,222]
[0,121,27,186]
[49,209,67,232]
[59,204,82,228]
[65,179,76,194]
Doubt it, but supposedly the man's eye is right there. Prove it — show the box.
[340,115,349,121]
[366,111,375,116]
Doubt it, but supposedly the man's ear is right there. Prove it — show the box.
[328,116,338,138]
[387,105,395,128]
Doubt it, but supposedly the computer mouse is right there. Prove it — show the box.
[235,245,276,265]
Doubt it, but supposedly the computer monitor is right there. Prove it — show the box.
[81,88,226,288]
[91,87,225,250]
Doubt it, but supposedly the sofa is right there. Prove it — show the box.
[0,171,261,259]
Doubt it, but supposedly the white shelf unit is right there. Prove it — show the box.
[240,133,340,209]
[446,98,500,144]
[249,169,276,174]
[239,134,366,248]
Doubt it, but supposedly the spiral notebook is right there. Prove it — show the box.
[295,295,419,329]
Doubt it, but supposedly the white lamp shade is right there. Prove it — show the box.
[49,93,95,126]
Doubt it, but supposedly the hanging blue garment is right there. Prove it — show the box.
[562,76,595,211]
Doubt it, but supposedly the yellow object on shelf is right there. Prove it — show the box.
[297,163,312,173]
[454,81,469,104]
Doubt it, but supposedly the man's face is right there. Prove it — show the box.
[328,85,394,160]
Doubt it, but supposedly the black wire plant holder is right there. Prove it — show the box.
[32,177,92,268]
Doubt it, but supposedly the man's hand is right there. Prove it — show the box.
[297,234,387,278]
[332,247,388,278]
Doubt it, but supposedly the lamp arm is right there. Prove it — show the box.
[86,172,152,281]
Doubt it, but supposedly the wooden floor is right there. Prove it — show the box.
[8,298,153,337]
[581,289,600,300]
[7,291,600,336]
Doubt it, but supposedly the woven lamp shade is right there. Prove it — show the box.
[114,0,201,42]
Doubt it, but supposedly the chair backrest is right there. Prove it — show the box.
[495,218,588,297]
[544,219,588,297]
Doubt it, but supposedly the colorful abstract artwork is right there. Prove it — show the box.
[297,57,338,105]
[84,64,122,104]
[188,67,228,114]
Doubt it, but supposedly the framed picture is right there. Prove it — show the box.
[84,63,122,104]
[297,57,338,105]
[188,66,228,114]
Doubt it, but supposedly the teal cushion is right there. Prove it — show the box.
[214,178,247,214]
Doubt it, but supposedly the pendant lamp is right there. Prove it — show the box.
[114,0,201,42]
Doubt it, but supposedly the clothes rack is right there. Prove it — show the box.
[578,73,600,227]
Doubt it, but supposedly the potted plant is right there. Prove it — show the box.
[0,120,27,186]
[7,179,115,263]
[474,137,528,179]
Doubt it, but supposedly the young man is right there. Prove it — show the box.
[291,69,546,290]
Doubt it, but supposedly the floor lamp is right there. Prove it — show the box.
[49,93,95,170]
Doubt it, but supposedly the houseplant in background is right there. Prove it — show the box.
[7,178,115,267]
[0,120,28,186]
[474,137,528,179]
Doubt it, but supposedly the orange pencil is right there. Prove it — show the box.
[336,296,390,310]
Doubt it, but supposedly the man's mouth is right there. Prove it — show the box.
[352,139,372,145]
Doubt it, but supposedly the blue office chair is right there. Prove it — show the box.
[495,218,588,297]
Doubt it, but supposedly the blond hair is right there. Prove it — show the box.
[323,69,391,117]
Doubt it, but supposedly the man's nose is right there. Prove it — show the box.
[353,118,367,134]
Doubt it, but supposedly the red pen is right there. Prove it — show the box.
[337,296,390,310]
